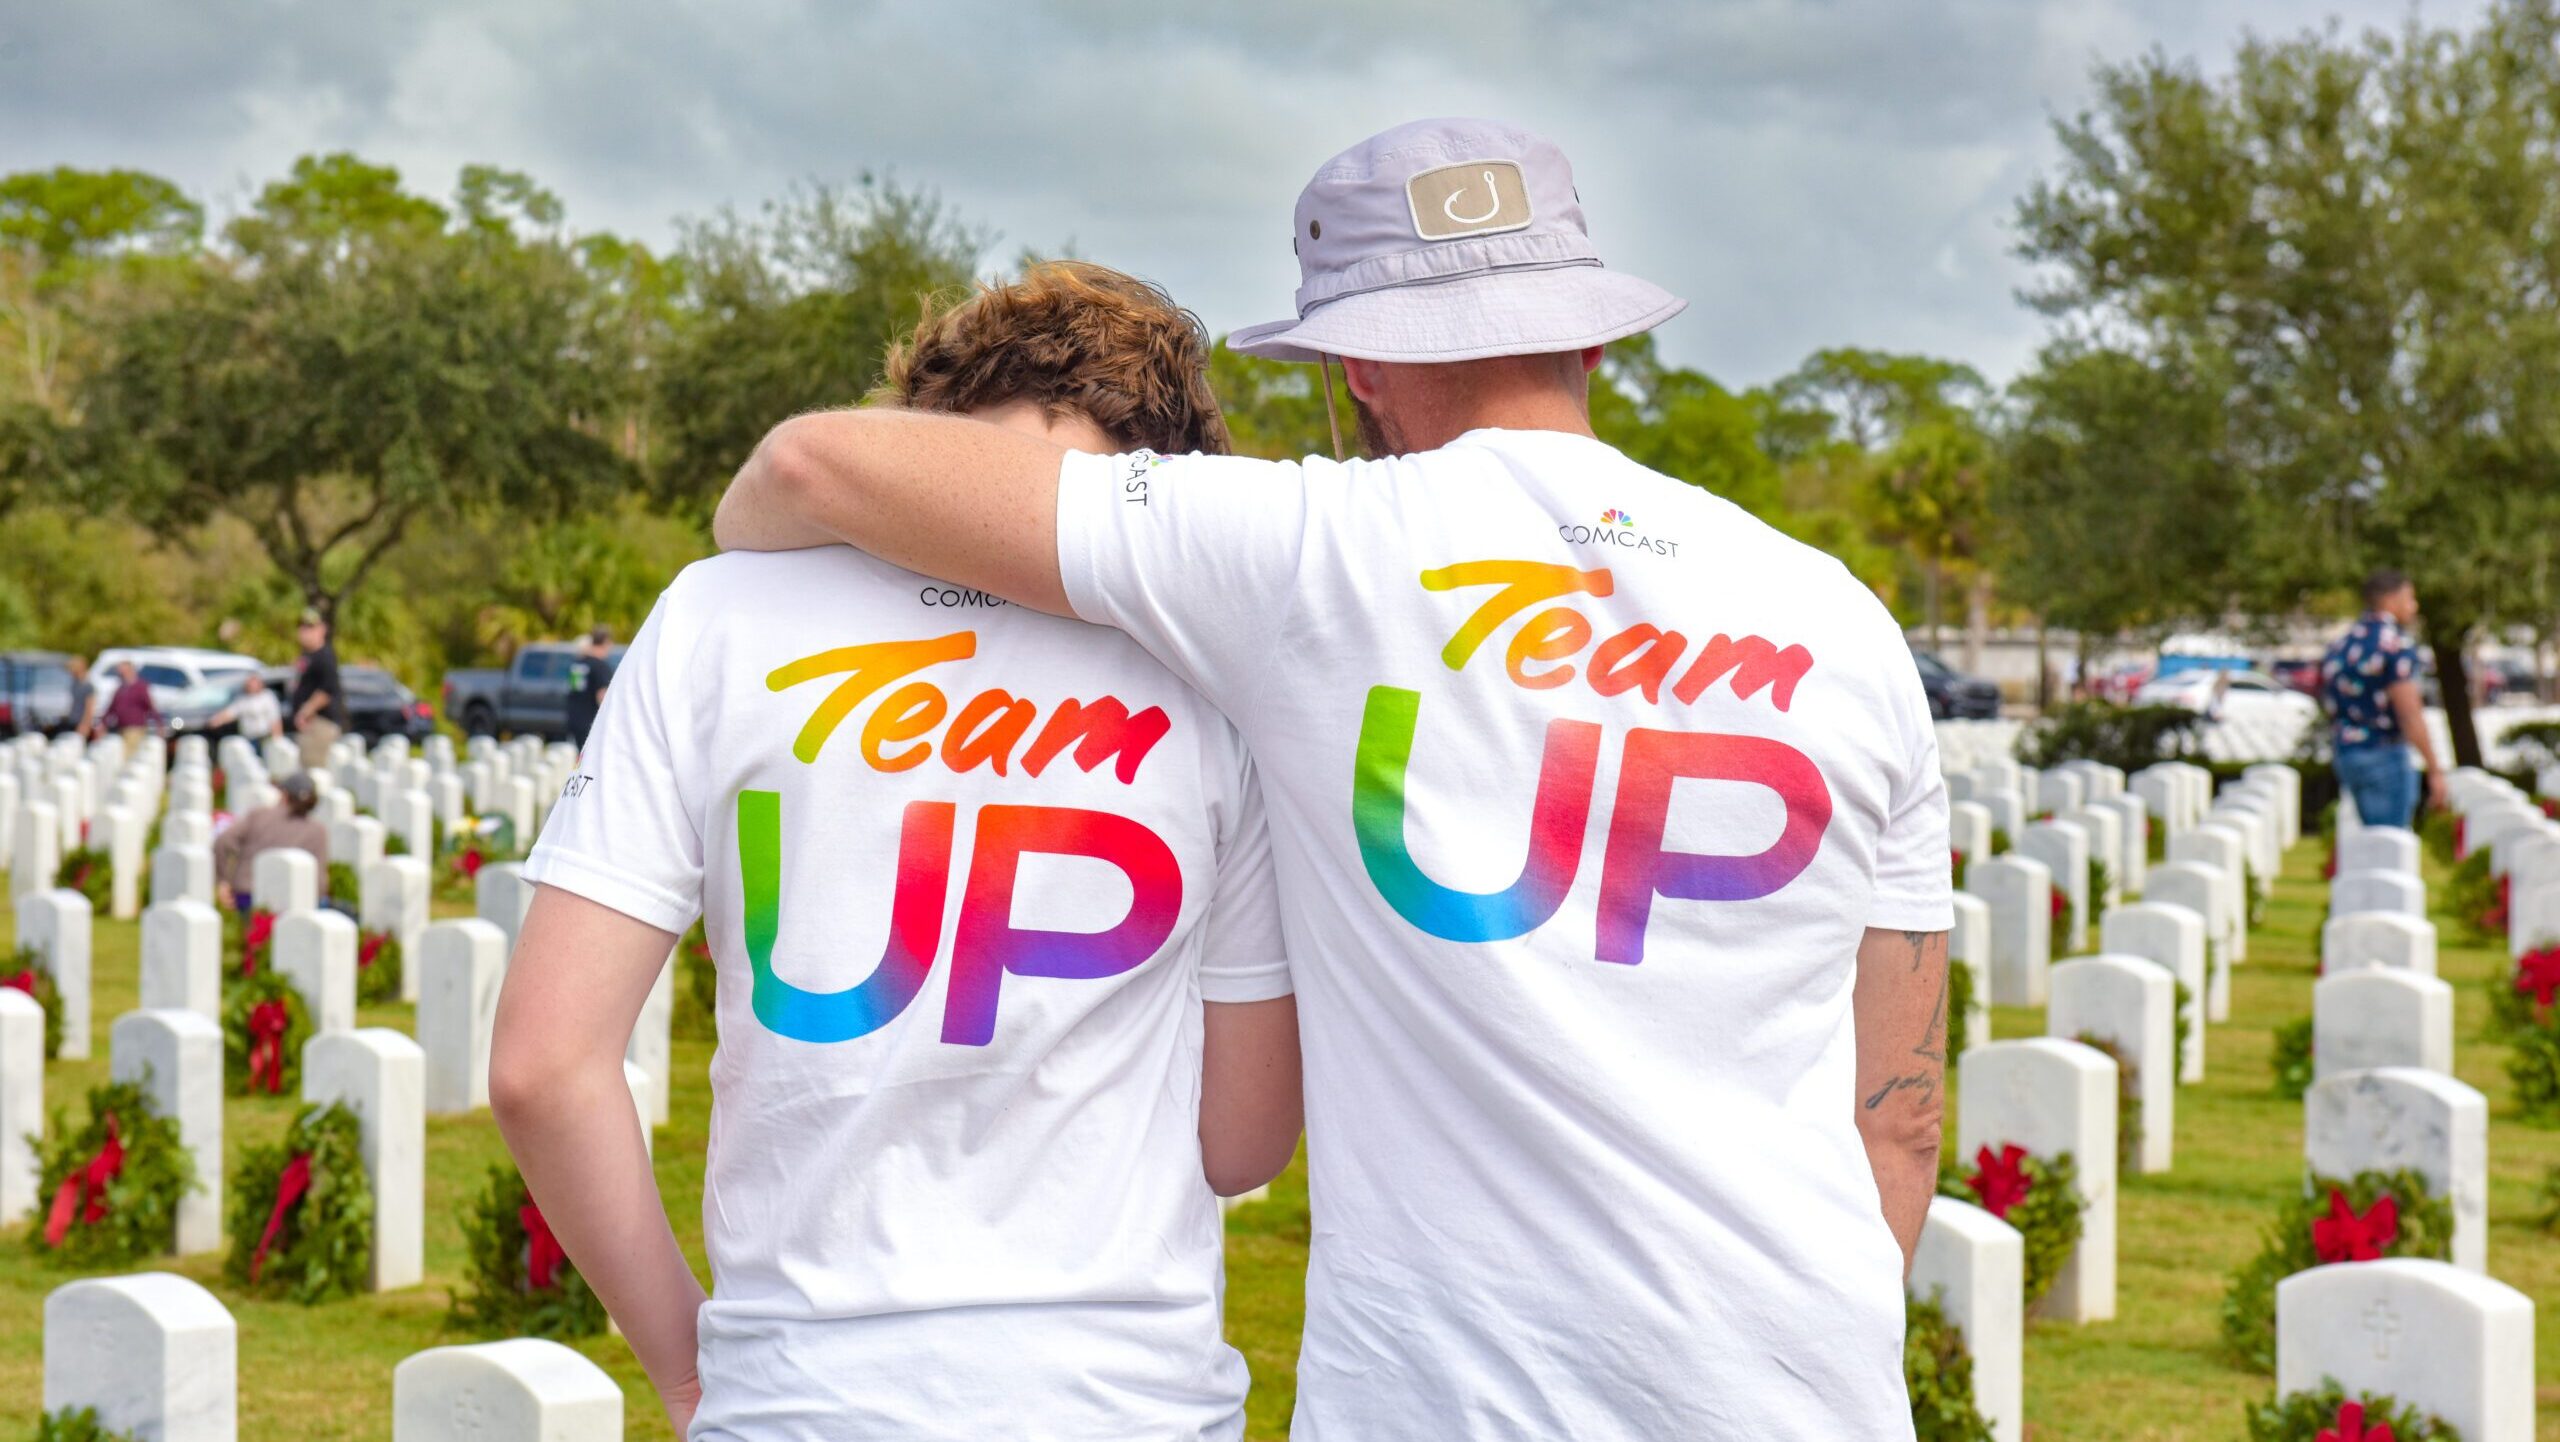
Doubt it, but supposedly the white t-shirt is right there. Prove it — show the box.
[231,689,282,740]
[1058,429,1952,1441]
[526,548,1289,1442]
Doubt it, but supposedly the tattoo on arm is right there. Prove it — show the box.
[1865,939,1949,1111]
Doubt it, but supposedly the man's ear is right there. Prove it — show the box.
[1339,355,1386,404]
[1579,345,1604,375]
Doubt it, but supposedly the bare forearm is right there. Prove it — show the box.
[492,1066,704,1383]
[1854,927,1949,1271]
[713,423,849,552]
[1200,998,1303,1195]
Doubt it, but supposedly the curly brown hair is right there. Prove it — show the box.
[875,261,1231,456]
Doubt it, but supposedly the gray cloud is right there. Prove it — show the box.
[0,0,2491,386]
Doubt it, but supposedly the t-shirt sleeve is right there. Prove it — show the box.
[1196,749,1291,1004]
[523,590,702,935]
[1054,449,1313,709]
[2382,628,2418,686]
[1869,642,1957,932]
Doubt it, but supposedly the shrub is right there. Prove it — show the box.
[25,1080,195,1268]
[225,1102,373,1303]
[1904,1290,1995,1442]
[327,861,361,910]
[52,848,112,914]
[357,928,402,1006]
[451,1164,609,1338]
[1940,1146,2084,1307]
[2243,1380,2459,1441]
[1946,960,1976,1063]
[35,1408,142,1442]
[2073,1033,2144,1174]
[2,945,65,1058]
[223,970,313,1097]
[2014,700,2208,773]
[2220,1170,2453,1372]
[2271,1017,2315,1101]
[672,920,717,1043]
[2506,1014,2560,1124]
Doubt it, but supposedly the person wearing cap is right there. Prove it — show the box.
[288,609,350,770]
[712,119,1950,1438]
[563,625,617,749]
[212,772,329,911]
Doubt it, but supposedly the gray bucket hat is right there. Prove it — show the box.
[1227,117,1685,365]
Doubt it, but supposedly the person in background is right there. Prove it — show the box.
[289,609,350,771]
[211,672,283,742]
[63,656,97,741]
[98,659,161,750]
[2322,567,2447,828]
[564,625,615,750]
[211,772,328,911]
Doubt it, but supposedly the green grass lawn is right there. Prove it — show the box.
[0,833,2553,1438]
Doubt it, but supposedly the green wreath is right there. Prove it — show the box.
[326,861,361,910]
[52,847,111,915]
[2244,1379,2460,1441]
[1904,1289,1994,1442]
[2219,1169,2453,1372]
[383,831,410,857]
[2505,1013,2560,1124]
[2170,977,2195,1081]
[224,1101,373,1303]
[2,945,65,1059]
[673,920,717,1043]
[1988,827,2012,856]
[34,1408,142,1442]
[2241,859,2266,929]
[450,1164,609,1339]
[2533,1164,2560,1235]
[356,928,403,1006]
[222,970,313,1098]
[2087,857,2112,928]
[2442,851,2498,939]
[1938,1147,2085,1307]
[2072,1033,2144,1175]
[23,1079,195,1268]
[224,907,278,981]
[2270,1017,2315,1101]
[1945,959,1976,1063]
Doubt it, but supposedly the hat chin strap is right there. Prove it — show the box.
[1320,353,1346,461]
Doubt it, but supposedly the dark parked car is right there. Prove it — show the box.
[2271,659,2324,696]
[1912,649,2002,720]
[442,642,626,740]
[249,665,436,743]
[0,651,77,737]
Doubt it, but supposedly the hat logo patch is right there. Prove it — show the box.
[1407,159,1533,241]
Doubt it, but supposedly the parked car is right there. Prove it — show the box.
[90,646,265,729]
[243,664,436,743]
[0,650,77,737]
[2133,666,2322,729]
[1911,648,2002,720]
[2480,657,2543,706]
[2270,658,2324,696]
[442,642,626,740]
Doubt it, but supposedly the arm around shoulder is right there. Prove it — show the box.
[1200,995,1302,1196]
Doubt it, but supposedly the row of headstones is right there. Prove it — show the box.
[2444,768,2560,959]
[1925,1047,2529,1441]
[0,874,672,1246]
[43,1271,625,1441]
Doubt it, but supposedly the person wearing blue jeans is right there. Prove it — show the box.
[2320,568,2447,828]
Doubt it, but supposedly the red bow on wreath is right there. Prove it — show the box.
[2321,849,2338,881]
[246,1000,292,1095]
[2482,875,2511,934]
[1950,847,1966,876]
[459,849,486,880]
[2320,1399,2395,1442]
[2049,889,2069,922]
[0,969,36,997]
[2310,1189,2398,1264]
[520,1200,567,1291]
[240,911,276,979]
[43,1114,124,1248]
[2515,947,2560,1013]
[2454,817,2468,856]
[248,1152,313,1284]
[359,932,387,970]
[1966,1143,2032,1221]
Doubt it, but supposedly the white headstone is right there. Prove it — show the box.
[96,805,144,920]
[12,797,58,902]
[2304,1067,2488,1273]
[501,775,537,850]
[1910,1197,2023,1442]
[0,989,39,1219]
[1957,1037,2117,1322]
[162,809,212,852]
[2274,1260,2534,1442]
[109,1010,223,1255]
[149,843,215,909]
[1948,801,1993,869]
[2048,956,2175,1173]
[250,848,318,916]
[418,920,507,1116]
[2034,770,2085,818]
[302,1028,425,1291]
[1947,892,1993,1057]
[475,861,534,964]
[428,773,464,833]
[273,909,357,1034]
[2323,912,2439,978]
[2063,807,2122,913]
[2332,868,2427,920]
[1963,855,2051,1007]
[2169,822,2251,961]
[43,1272,237,1442]
[387,787,434,866]
[17,889,91,1060]
[2243,762,2303,847]
[2132,766,2183,840]
[2314,971,2454,1082]
[2091,793,2148,894]
[327,814,386,874]
[0,771,17,876]
[391,1337,624,1441]
[2339,829,2421,876]
[2514,879,2560,962]
[2017,820,2090,956]
[1981,790,2026,840]
[2144,862,2233,1022]
[140,900,223,1019]
[361,856,431,1005]
[628,951,673,1129]
[2100,902,2206,1083]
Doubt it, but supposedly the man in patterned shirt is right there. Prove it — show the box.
[2320,568,2446,827]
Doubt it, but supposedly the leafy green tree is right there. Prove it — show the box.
[2014,2,2560,764]
[1208,342,1351,461]
[652,177,987,509]
[40,154,633,628]
[1590,335,1781,516]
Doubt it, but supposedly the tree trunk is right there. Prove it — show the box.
[2034,619,2051,713]
[1963,572,1991,674]
[2429,628,2483,771]
[1925,557,1944,654]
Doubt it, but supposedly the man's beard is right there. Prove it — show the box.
[1351,397,1407,459]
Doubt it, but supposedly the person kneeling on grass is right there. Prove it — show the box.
[490,261,1303,1442]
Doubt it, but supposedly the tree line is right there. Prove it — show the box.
[3,0,2557,766]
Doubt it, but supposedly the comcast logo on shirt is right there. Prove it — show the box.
[1559,507,1678,557]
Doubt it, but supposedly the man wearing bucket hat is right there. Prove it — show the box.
[716,118,1952,1439]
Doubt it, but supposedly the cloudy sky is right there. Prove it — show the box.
[0,0,2491,387]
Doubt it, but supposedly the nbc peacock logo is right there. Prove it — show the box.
[1558,506,1679,557]
[1600,508,1634,527]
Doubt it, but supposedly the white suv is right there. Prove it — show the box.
[91,646,267,725]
